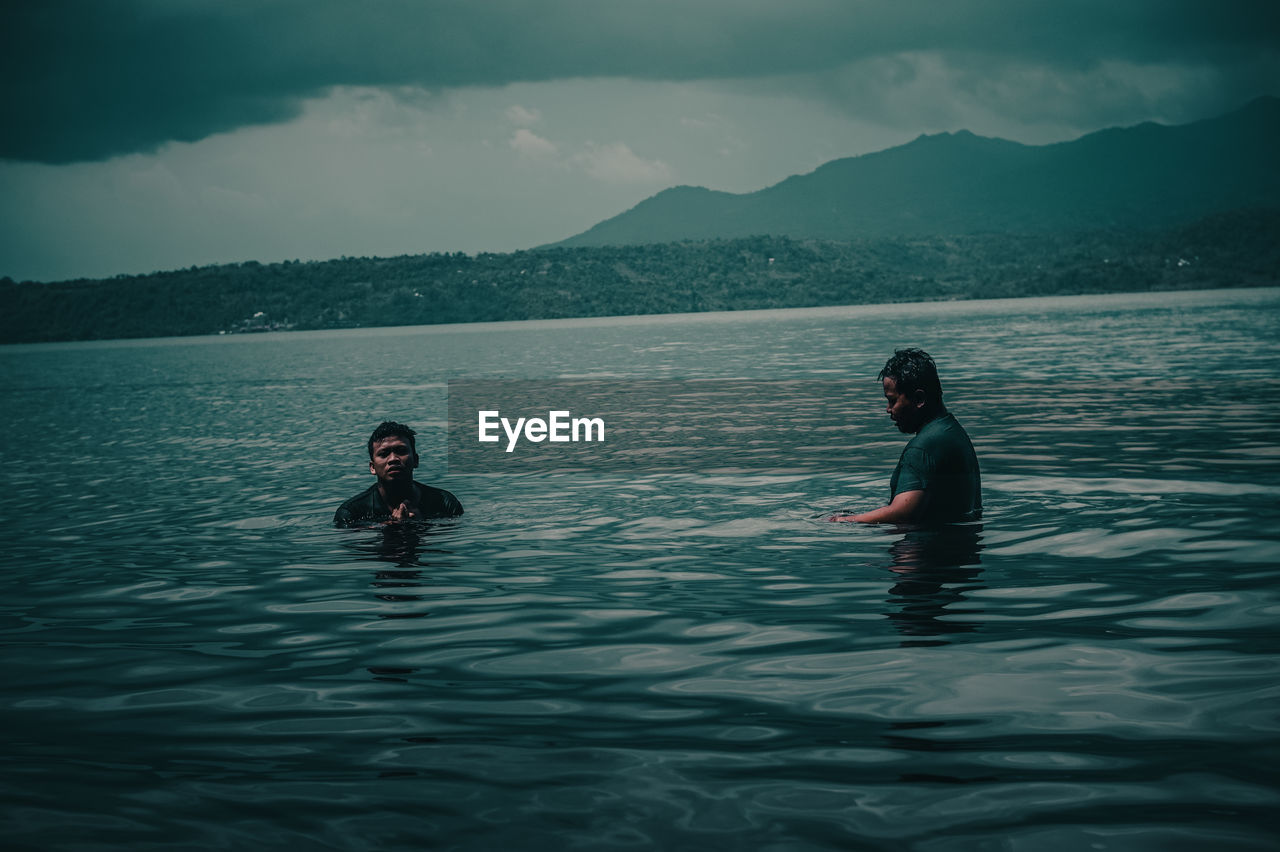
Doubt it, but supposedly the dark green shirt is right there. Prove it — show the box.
[890,412,982,524]
[334,481,463,527]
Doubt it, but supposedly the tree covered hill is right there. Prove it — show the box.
[554,96,1280,247]
[3,208,1277,344]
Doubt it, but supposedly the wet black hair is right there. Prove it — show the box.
[879,348,943,402]
[367,421,417,460]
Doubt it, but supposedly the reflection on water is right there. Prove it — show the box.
[885,525,984,646]
[1,289,1278,850]
[343,519,460,569]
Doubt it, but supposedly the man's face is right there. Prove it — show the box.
[883,377,925,434]
[369,435,418,485]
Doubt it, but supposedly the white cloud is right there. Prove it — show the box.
[573,142,672,184]
[505,105,542,126]
[680,114,719,130]
[509,128,557,157]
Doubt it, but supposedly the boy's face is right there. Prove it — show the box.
[369,435,417,484]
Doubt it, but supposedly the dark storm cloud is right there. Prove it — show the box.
[4,0,1277,163]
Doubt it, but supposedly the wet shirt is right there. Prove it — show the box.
[890,412,982,524]
[334,482,464,527]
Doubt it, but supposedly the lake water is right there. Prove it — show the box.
[2,288,1278,850]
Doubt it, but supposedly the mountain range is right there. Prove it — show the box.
[553,96,1280,247]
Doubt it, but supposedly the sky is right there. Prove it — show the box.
[2,1,1277,282]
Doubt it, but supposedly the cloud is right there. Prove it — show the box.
[680,116,719,130]
[573,143,672,184]
[509,128,557,157]
[3,1,1277,163]
[506,105,542,126]
[784,49,1280,132]
[507,124,671,183]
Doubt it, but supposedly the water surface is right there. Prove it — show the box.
[2,288,1278,850]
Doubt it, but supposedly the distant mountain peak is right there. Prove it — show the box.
[550,98,1280,248]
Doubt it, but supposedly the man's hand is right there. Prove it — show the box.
[830,490,926,524]
[389,501,420,522]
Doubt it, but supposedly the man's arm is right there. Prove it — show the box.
[831,489,926,524]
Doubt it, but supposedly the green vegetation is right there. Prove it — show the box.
[2,209,1277,344]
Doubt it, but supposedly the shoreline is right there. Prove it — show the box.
[5,284,1275,351]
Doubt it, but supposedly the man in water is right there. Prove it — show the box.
[833,348,981,525]
[334,421,463,526]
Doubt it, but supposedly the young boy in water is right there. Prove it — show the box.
[334,421,463,526]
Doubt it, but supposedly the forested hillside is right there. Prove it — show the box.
[3,209,1277,344]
